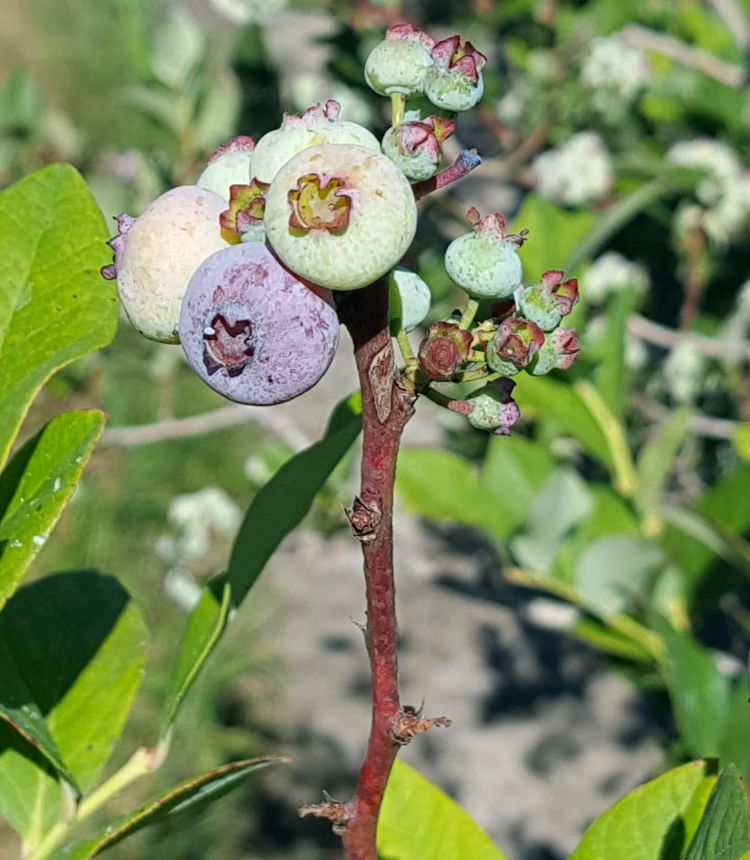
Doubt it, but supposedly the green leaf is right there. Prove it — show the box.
[0,164,116,472]
[655,618,731,759]
[569,760,717,860]
[662,461,750,595]
[0,410,105,610]
[733,425,750,462]
[574,535,666,615]
[593,290,630,419]
[377,761,508,860]
[479,434,556,537]
[0,572,146,845]
[227,393,361,605]
[636,408,688,529]
[510,194,596,279]
[59,756,286,858]
[161,578,231,733]
[511,468,593,571]
[564,181,667,274]
[718,682,750,786]
[685,766,750,860]
[396,449,487,529]
[511,374,611,468]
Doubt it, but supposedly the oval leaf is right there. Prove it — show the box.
[60,756,287,858]
[685,765,750,860]
[570,760,717,860]
[377,761,508,860]
[0,410,105,609]
[0,572,146,844]
[0,164,117,472]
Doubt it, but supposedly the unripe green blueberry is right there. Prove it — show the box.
[101,186,228,343]
[445,208,526,300]
[364,24,435,97]
[179,242,340,405]
[251,100,379,185]
[424,36,487,112]
[417,321,473,379]
[197,136,256,201]
[486,316,545,375]
[382,116,455,182]
[466,378,520,435]
[389,266,432,333]
[515,270,579,332]
[264,144,418,291]
[530,327,580,375]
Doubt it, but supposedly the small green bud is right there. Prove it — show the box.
[424,36,487,112]
[487,316,545,375]
[445,208,527,300]
[515,270,579,331]
[466,378,520,435]
[389,267,432,334]
[365,24,435,97]
[530,327,580,375]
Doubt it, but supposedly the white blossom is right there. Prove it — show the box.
[155,487,241,565]
[581,34,649,102]
[532,132,613,206]
[668,139,750,241]
[585,252,649,303]
[664,341,705,403]
[209,0,288,26]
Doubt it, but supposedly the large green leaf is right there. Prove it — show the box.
[0,410,105,609]
[662,461,750,595]
[593,290,630,419]
[227,392,361,605]
[0,164,116,471]
[511,194,596,279]
[377,761,508,860]
[511,374,611,467]
[59,756,286,859]
[569,760,717,860]
[685,766,750,860]
[479,434,556,538]
[396,449,487,529]
[636,408,688,531]
[655,619,731,759]
[0,572,146,847]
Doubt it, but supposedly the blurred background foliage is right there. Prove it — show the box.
[2,0,750,856]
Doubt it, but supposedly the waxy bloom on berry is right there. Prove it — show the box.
[264,144,417,291]
[102,186,228,343]
[179,242,339,405]
[424,36,487,112]
[382,116,456,182]
[197,136,256,201]
[466,378,521,435]
[251,100,379,185]
[364,24,435,97]
[445,209,526,300]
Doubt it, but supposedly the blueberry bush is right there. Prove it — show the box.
[2,2,750,859]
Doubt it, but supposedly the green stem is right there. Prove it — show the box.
[395,327,416,369]
[458,298,479,330]
[390,93,406,126]
[26,747,159,860]
[422,387,471,415]
[455,368,500,384]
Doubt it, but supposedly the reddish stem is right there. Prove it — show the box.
[412,149,482,200]
[300,279,449,858]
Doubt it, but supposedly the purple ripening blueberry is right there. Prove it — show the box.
[179,242,340,405]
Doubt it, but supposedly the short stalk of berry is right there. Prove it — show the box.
[101,21,581,860]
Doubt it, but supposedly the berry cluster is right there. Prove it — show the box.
[101,23,580,427]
